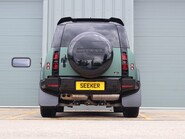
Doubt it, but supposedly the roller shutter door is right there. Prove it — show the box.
[135,0,185,107]
[0,0,43,106]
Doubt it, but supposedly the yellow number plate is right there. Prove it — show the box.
[76,81,105,91]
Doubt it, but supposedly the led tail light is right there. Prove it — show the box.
[53,52,59,60]
[53,63,59,70]
[122,61,128,70]
[122,53,127,60]
[52,51,59,76]
[130,63,134,70]
[46,62,50,70]
[47,84,59,87]
[122,53,128,76]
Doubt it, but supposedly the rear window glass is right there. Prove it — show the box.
[61,23,120,48]
[117,25,130,49]
[51,25,64,48]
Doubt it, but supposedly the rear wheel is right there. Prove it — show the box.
[123,107,139,118]
[40,106,57,117]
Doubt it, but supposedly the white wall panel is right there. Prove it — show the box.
[0,0,43,106]
[94,0,103,17]
[135,0,185,107]
[44,0,134,52]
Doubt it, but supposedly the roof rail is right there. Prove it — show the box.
[57,17,124,26]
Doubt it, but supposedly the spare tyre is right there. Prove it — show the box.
[68,32,113,78]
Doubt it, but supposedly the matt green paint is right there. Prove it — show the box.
[127,48,139,80]
[42,48,55,78]
[59,47,79,76]
[102,48,122,77]
[0,0,43,106]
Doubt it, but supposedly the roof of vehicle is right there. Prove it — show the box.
[57,17,124,26]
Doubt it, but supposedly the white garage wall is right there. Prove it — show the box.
[0,0,43,106]
[42,0,134,61]
[134,0,185,107]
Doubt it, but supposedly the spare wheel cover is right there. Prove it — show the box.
[68,32,113,78]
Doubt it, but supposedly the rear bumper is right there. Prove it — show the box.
[40,77,140,96]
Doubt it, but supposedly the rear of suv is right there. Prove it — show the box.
[39,17,141,118]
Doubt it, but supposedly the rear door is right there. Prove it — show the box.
[59,23,122,77]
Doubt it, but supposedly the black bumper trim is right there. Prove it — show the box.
[40,77,140,96]
[40,77,60,96]
[59,77,121,94]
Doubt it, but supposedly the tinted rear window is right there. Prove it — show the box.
[61,23,120,48]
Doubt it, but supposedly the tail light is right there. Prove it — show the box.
[53,52,59,60]
[130,63,134,70]
[53,63,59,70]
[122,53,128,76]
[52,51,59,76]
[46,62,50,70]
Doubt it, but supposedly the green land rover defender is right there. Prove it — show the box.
[39,17,141,118]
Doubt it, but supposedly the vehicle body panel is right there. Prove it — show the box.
[39,17,141,118]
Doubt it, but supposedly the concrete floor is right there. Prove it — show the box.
[0,107,185,121]
[0,108,185,139]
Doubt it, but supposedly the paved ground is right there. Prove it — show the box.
[0,108,185,139]
[0,107,185,121]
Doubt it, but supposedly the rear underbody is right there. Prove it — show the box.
[40,76,140,106]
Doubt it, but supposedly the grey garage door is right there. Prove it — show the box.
[134,0,185,107]
[0,0,43,106]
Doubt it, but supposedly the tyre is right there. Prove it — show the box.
[68,32,113,78]
[123,107,139,118]
[113,107,123,112]
[40,106,57,117]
